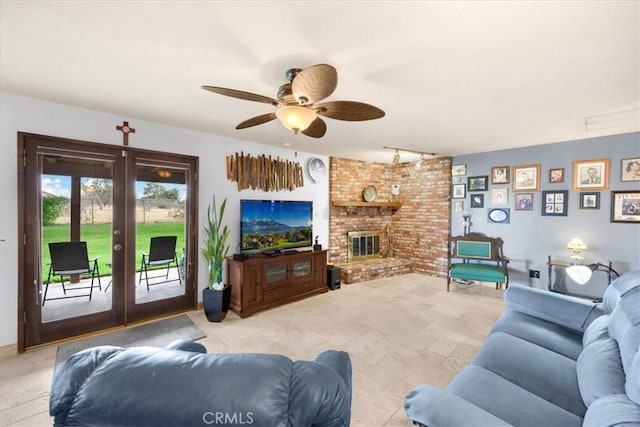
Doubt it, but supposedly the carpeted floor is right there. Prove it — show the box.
[55,314,205,366]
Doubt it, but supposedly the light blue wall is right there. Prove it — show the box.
[451,132,640,292]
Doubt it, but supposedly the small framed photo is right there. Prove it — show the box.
[470,193,484,208]
[452,184,466,199]
[452,164,467,176]
[621,158,640,182]
[573,158,610,190]
[453,200,464,212]
[515,193,533,210]
[611,190,640,223]
[513,164,541,192]
[468,175,488,191]
[580,192,600,209]
[542,190,569,216]
[491,166,510,184]
[549,168,564,183]
[491,188,509,205]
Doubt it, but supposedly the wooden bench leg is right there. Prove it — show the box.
[447,276,451,292]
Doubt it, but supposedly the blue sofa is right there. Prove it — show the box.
[405,271,640,426]
[50,340,352,426]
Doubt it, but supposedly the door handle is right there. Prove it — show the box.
[113,244,122,251]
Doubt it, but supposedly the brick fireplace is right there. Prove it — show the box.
[329,156,451,284]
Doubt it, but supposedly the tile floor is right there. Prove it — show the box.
[0,273,505,426]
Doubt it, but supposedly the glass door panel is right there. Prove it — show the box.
[40,166,115,322]
[134,163,187,304]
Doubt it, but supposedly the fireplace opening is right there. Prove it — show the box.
[347,230,384,262]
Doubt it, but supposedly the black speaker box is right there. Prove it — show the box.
[327,267,341,290]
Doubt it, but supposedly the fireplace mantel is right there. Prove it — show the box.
[332,201,402,208]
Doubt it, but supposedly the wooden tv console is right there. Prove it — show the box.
[227,250,328,318]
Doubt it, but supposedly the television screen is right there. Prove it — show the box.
[240,200,313,254]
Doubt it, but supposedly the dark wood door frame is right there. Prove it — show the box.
[17,132,199,352]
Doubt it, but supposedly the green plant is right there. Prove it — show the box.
[42,195,68,226]
[201,196,230,290]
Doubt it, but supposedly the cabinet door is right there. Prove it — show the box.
[263,261,289,288]
[314,252,327,289]
[291,258,312,279]
[243,263,262,308]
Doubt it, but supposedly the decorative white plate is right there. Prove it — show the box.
[363,185,377,202]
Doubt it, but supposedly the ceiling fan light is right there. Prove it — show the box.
[275,106,317,134]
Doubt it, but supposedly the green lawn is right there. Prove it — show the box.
[42,223,185,281]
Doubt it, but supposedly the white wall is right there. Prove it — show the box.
[0,92,329,346]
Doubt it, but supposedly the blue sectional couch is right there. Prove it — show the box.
[405,271,640,427]
[50,340,352,426]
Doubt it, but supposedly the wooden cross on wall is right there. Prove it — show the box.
[116,121,136,146]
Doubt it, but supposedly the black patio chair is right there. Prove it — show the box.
[139,236,182,290]
[43,241,101,305]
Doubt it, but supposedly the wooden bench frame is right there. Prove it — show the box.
[447,232,509,291]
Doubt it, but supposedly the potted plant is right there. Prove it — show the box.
[201,196,232,322]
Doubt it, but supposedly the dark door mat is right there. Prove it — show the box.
[55,314,206,366]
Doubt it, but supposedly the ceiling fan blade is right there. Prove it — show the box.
[236,112,277,129]
[315,101,385,121]
[301,117,327,138]
[202,86,278,106]
[292,64,338,105]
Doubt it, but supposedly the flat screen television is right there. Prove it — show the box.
[240,200,313,254]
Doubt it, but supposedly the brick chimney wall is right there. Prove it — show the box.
[329,156,451,278]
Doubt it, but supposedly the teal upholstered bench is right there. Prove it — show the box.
[448,233,509,291]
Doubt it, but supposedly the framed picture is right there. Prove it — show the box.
[573,158,610,190]
[452,184,466,199]
[491,166,510,184]
[542,190,569,216]
[579,192,600,209]
[468,175,488,191]
[611,190,640,223]
[470,193,484,208]
[621,158,640,182]
[515,193,533,210]
[453,200,464,212]
[549,168,564,183]
[491,188,509,205]
[513,164,541,192]
[452,164,467,176]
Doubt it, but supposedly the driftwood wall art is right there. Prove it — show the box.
[226,152,304,191]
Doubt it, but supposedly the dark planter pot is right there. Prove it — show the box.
[202,284,232,322]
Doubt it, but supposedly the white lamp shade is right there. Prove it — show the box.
[275,106,317,134]
[566,238,588,251]
[566,265,593,285]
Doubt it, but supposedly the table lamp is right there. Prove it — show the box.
[566,238,587,262]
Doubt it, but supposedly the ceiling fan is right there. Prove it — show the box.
[202,64,385,138]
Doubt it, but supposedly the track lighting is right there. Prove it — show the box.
[383,146,437,167]
[392,150,400,165]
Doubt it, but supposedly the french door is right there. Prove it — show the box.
[18,133,198,351]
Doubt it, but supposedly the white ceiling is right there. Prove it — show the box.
[1,1,638,163]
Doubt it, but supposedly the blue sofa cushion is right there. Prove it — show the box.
[490,310,583,360]
[627,351,640,406]
[608,286,640,373]
[576,338,626,406]
[583,394,640,427]
[582,315,610,347]
[472,332,585,416]
[603,271,640,314]
[447,365,583,427]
